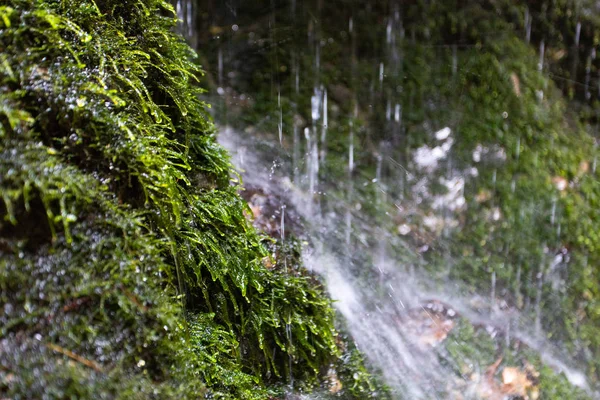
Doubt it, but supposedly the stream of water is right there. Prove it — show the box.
[219,125,590,398]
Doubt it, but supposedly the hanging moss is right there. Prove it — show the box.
[0,0,377,398]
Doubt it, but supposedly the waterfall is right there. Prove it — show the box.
[219,126,591,398]
[189,2,599,397]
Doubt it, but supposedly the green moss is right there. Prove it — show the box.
[444,319,498,375]
[0,140,205,398]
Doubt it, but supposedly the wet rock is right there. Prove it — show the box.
[326,367,343,394]
[552,176,569,191]
[240,187,303,239]
[397,300,458,349]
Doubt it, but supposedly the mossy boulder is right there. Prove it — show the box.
[0,1,377,398]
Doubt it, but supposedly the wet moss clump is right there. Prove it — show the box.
[0,0,360,398]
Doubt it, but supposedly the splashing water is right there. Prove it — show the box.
[219,127,591,399]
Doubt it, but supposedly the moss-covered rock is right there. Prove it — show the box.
[0,0,373,398]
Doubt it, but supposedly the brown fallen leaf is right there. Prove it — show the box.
[502,366,532,395]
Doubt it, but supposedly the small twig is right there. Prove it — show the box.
[62,296,91,313]
[46,343,103,372]
[119,284,148,312]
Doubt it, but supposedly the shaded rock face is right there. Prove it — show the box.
[242,187,303,240]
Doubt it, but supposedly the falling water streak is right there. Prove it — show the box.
[304,126,311,182]
[314,10,321,76]
[398,166,405,201]
[525,269,533,311]
[452,44,458,76]
[345,121,355,251]
[592,49,597,100]
[585,53,592,100]
[377,232,386,287]
[281,205,287,273]
[312,129,319,195]
[323,89,328,129]
[575,22,581,46]
[293,124,300,185]
[345,204,353,247]
[376,150,387,287]
[278,90,283,144]
[175,0,196,48]
[348,122,355,174]
[310,85,322,202]
[311,87,322,122]
[321,89,328,162]
[506,318,511,348]
[305,127,313,193]
[490,270,496,315]
[375,153,383,191]
[295,63,300,94]
[286,320,293,389]
[175,2,183,28]
[524,7,531,43]
[217,47,224,86]
[538,40,545,72]
[304,127,319,212]
[186,0,193,37]
[386,100,392,121]
[516,137,520,162]
[550,198,556,225]
[515,264,522,308]
[534,263,545,336]
[281,207,286,242]
[379,62,385,91]
[394,104,401,123]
